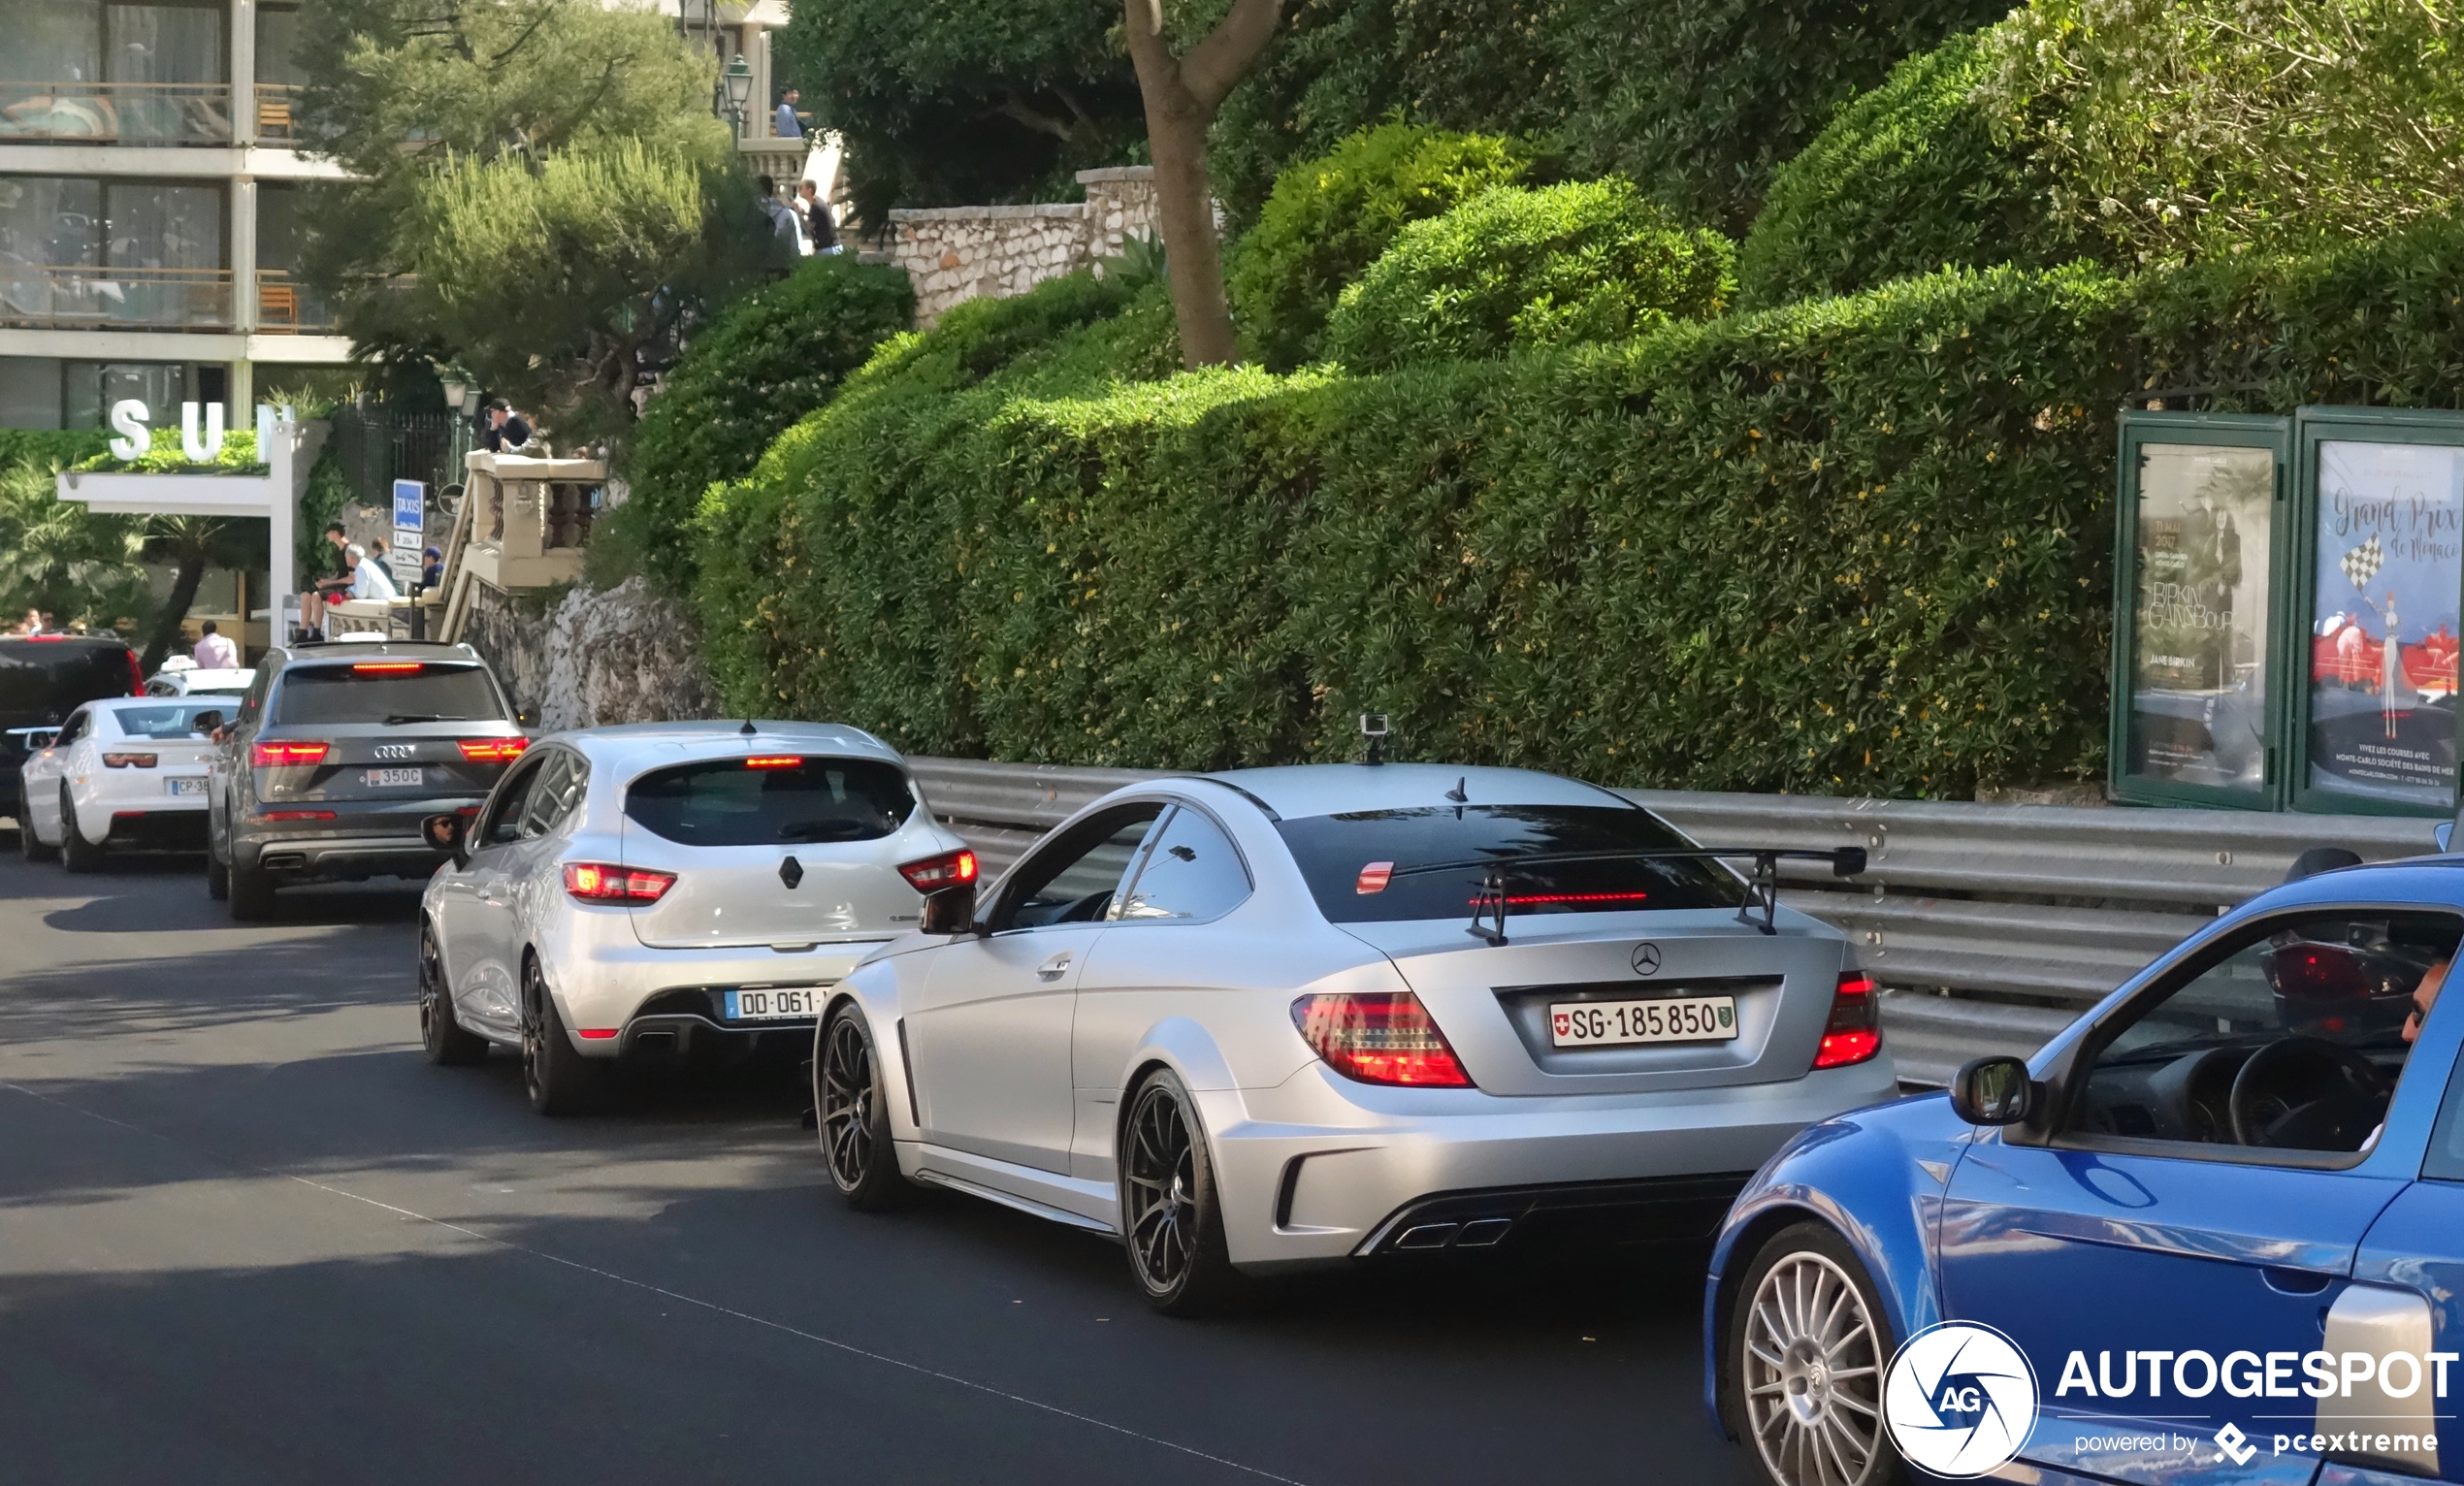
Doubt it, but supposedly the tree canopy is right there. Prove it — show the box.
[297,0,762,435]
[776,0,1147,228]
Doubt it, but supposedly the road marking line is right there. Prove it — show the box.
[0,1080,1307,1485]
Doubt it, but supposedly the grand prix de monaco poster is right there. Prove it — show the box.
[2310,440,2464,809]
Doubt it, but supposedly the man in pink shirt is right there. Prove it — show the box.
[191,620,239,669]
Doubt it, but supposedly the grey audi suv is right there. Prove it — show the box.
[207,640,529,919]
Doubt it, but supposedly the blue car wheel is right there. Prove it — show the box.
[1728,1221,1904,1486]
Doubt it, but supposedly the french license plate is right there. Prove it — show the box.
[1551,995,1737,1048]
[725,987,819,1021]
[364,767,424,788]
[167,776,207,796]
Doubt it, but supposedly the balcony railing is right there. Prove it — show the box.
[0,81,233,145]
[0,265,232,329]
[254,269,335,333]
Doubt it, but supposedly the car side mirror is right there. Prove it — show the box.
[920,882,978,935]
[2439,821,2455,854]
[421,812,470,869]
[1950,1055,2040,1126]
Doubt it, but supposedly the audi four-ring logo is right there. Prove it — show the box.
[1632,943,1662,976]
[374,744,414,759]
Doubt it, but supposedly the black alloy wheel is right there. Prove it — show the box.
[818,1006,908,1210]
[520,957,610,1115]
[58,787,103,873]
[418,919,489,1067]
[1119,1071,1241,1316]
[19,786,57,862]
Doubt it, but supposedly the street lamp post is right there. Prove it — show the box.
[722,53,753,140]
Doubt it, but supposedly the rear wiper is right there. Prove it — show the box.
[381,714,470,725]
[777,820,868,841]
[1387,846,1868,945]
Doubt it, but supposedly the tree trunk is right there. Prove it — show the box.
[142,552,209,674]
[1122,0,1282,370]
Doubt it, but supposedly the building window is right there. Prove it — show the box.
[0,176,228,328]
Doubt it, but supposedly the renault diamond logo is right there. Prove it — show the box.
[1631,943,1662,976]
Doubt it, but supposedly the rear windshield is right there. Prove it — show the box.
[1275,805,1743,923]
[0,641,132,714]
[274,663,506,726]
[625,756,916,847]
[110,701,231,740]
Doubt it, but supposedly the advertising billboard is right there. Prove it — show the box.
[2304,440,2464,810]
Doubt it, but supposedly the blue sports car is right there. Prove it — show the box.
[1703,856,2464,1486]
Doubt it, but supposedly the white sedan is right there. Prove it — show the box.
[812,763,1896,1313]
[146,665,254,697]
[417,721,974,1114]
[18,695,231,869]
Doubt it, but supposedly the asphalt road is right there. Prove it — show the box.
[0,838,1757,1486]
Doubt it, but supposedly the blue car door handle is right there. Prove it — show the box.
[2261,1265,2335,1296]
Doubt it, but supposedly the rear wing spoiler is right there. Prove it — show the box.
[1389,846,1868,945]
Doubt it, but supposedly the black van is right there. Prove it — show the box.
[3,636,142,812]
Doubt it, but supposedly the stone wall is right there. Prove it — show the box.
[887,166,1161,326]
[461,576,720,733]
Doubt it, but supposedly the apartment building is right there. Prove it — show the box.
[0,0,354,430]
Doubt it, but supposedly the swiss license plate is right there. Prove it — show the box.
[167,776,207,796]
[364,767,424,788]
[1550,995,1737,1048]
[725,987,819,1021]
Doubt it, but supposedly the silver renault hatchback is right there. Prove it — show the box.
[417,720,972,1114]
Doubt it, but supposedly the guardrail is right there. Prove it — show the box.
[904,757,2442,1087]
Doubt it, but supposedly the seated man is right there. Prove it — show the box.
[347,543,399,603]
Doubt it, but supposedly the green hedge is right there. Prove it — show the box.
[73,426,267,475]
[1736,31,2058,308]
[1326,179,1736,372]
[701,210,2464,795]
[0,429,112,472]
[1226,123,1530,372]
[1212,0,2008,233]
[607,254,914,591]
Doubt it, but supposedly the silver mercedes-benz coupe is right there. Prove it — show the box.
[811,761,1897,1312]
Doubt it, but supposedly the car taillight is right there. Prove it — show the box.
[1813,972,1882,1069]
[101,753,157,768]
[1290,991,1474,1087]
[898,849,979,892]
[458,738,529,762]
[744,755,803,769]
[563,862,675,903]
[251,740,329,767]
